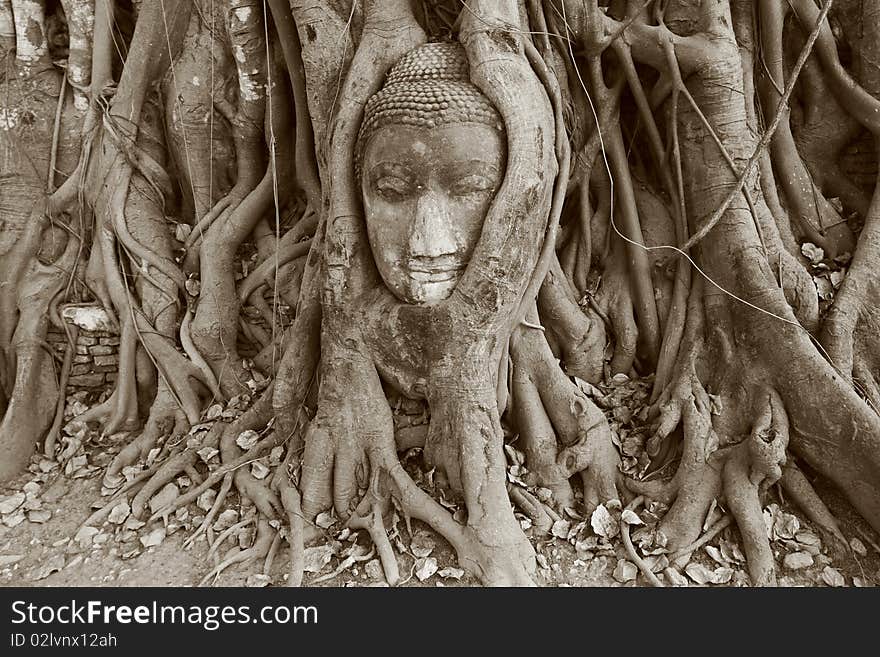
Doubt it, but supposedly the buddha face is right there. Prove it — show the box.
[361,123,505,305]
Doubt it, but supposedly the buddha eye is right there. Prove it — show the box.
[450,174,495,197]
[374,175,413,200]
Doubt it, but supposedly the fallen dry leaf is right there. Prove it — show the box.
[250,461,270,480]
[0,554,25,567]
[74,525,99,549]
[0,493,25,515]
[685,562,713,585]
[590,504,619,539]
[551,519,571,539]
[315,511,335,529]
[27,509,52,524]
[821,566,846,587]
[246,574,271,587]
[612,559,637,583]
[108,501,131,524]
[30,554,65,581]
[415,557,438,581]
[303,545,334,573]
[439,566,464,580]
[236,430,260,450]
[139,527,166,548]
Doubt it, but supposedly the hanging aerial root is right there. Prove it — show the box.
[604,115,661,365]
[266,0,320,211]
[43,324,78,458]
[238,235,313,303]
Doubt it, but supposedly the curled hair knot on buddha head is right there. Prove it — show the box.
[355,41,505,175]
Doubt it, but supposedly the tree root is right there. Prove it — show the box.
[310,545,375,585]
[279,483,306,587]
[723,446,776,586]
[510,303,620,515]
[131,447,198,519]
[780,460,847,549]
[102,385,188,488]
[508,484,554,534]
[184,473,234,550]
[198,517,274,586]
[348,495,399,586]
[669,516,733,561]
[537,254,605,383]
[636,352,790,585]
[620,496,663,587]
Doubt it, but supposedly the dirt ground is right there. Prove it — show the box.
[1,436,878,589]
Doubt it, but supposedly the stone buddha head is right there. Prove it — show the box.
[356,42,506,305]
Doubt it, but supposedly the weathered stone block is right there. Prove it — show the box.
[93,355,118,368]
[67,373,105,387]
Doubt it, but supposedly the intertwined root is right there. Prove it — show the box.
[626,365,856,586]
[289,347,537,586]
[0,50,82,482]
[510,310,620,515]
[821,249,880,411]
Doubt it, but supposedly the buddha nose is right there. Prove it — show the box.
[409,190,457,258]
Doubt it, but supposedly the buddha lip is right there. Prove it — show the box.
[407,259,465,276]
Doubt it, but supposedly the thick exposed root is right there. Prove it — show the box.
[635,356,790,585]
[102,386,188,488]
[780,460,848,550]
[510,307,621,514]
[538,256,605,383]
[278,483,306,587]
